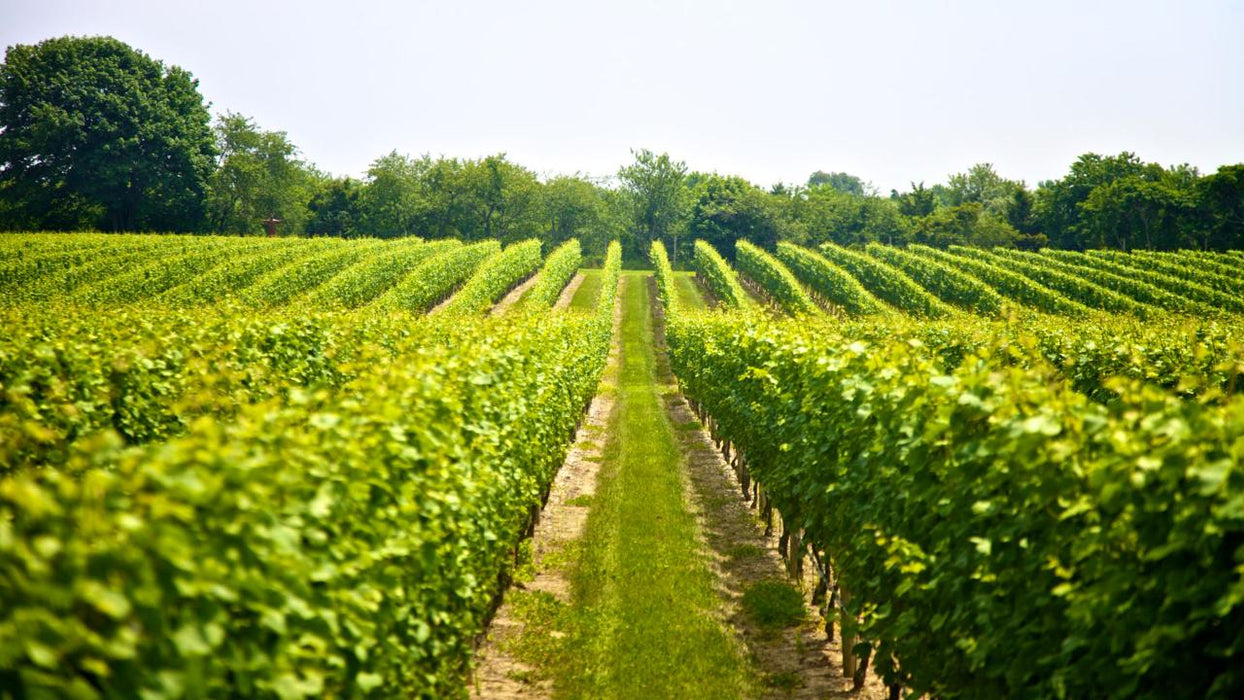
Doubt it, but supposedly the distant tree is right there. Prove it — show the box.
[458,154,544,244]
[305,177,362,237]
[942,163,1024,219]
[542,175,624,258]
[356,152,418,237]
[1195,164,1244,250]
[891,182,936,218]
[792,187,909,246]
[688,174,785,259]
[206,113,317,235]
[913,202,1021,248]
[1034,152,1147,248]
[1078,172,1194,251]
[808,170,867,196]
[618,149,689,264]
[0,35,215,231]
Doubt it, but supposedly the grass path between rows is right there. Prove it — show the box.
[554,272,753,697]
[475,271,881,699]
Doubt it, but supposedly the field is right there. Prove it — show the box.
[2,233,1243,699]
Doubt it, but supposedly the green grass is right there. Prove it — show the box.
[673,271,708,310]
[552,272,753,698]
[567,268,602,311]
[741,581,806,631]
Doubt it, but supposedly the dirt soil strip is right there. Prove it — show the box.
[650,277,889,700]
[552,272,585,312]
[471,282,622,699]
[490,272,542,316]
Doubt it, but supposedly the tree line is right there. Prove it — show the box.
[2,36,1241,264]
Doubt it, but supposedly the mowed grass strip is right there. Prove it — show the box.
[673,271,708,310]
[567,268,603,312]
[557,272,751,698]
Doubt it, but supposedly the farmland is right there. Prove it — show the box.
[2,232,1244,699]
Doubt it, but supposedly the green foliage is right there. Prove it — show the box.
[372,240,497,312]
[1091,249,1244,310]
[773,242,884,316]
[907,244,1091,317]
[689,175,787,259]
[206,112,320,235]
[618,149,689,264]
[0,36,215,231]
[650,240,679,315]
[440,239,543,315]
[734,240,818,315]
[911,202,1023,248]
[788,187,910,247]
[807,170,867,195]
[0,233,623,697]
[521,239,582,310]
[819,243,954,318]
[866,243,1005,316]
[953,245,1152,317]
[667,311,1244,699]
[691,240,752,310]
[1023,248,1219,315]
[301,237,447,309]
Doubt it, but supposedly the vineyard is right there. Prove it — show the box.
[2,232,1243,698]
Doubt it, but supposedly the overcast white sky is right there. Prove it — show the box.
[4,0,1242,192]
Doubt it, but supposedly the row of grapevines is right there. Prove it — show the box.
[595,240,623,317]
[300,237,444,309]
[8,236,222,302]
[872,312,1244,404]
[160,238,337,306]
[0,236,167,293]
[692,239,753,310]
[651,240,679,314]
[0,285,620,698]
[820,242,954,318]
[666,311,1244,699]
[440,239,543,315]
[907,245,1091,317]
[69,238,279,306]
[998,248,1213,315]
[372,241,499,312]
[1085,250,1244,313]
[0,233,117,263]
[234,239,388,307]
[520,239,582,310]
[1035,246,1229,312]
[866,243,1005,316]
[952,245,1151,317]
[0,305,375,473]
[1130,250,1244,298]
[734,240,819,315]
[772,242,885,315]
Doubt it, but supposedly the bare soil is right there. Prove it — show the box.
[552,272,585,312]
[490,273,542,316]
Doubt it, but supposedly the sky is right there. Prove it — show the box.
[3,0,1242,193]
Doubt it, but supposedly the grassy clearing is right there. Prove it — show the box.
[568,268,603,311]
[673,270,708,310]
[508,273,752,698]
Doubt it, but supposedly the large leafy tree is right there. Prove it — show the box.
[618,149,689,264]
[689,174,786,259]
[807,170,868,196]
[0,36,215,231]
[206,112,317,235]
[542,174,625,258]
[1033,152,1147,249]
[1196,164,1244,250]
